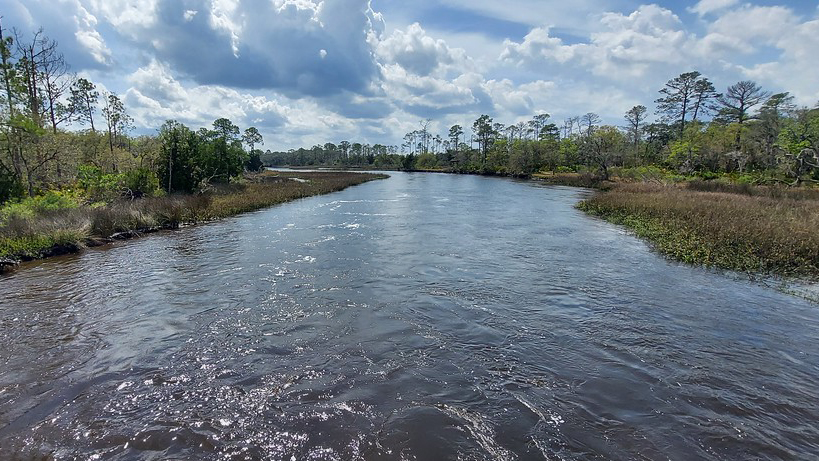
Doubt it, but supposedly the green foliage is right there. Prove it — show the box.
[78,165,125,202]
[415,152,438,169]
[0,169,24,204]
[0,189,81,225]
[245,151,264,172]
[123,168,160,198]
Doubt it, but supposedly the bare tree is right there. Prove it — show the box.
[580,112,600,137]
[102,92,133,167]
[32,34,74,133]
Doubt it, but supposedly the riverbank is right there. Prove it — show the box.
[0,171,387,272]
[578,182,819,277]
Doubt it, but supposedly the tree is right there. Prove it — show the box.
[448,124,463,155]
[472,115,494,166]
[102,92,133,160]
[624,105,647,163]
[202,118,244,182]
[158,120,200,193]
[68,78,98,132]
[754,93,795,168]
[531,113,551,140]
[580,125,624,180]
[212,117,240,142]
[691,78,719,122]
[242,126,263,152]
[31,33,73,134]
[0,20,23,182]
[419,119,432,154]
[777,107,819,185]
[339,140,350,159]
[540,123,560,141]
[580,112,600,137]
[717,80,771,151]
[656,71,706,137]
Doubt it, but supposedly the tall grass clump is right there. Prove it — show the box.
[578,182,819,277]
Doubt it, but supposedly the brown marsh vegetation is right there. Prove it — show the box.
[578,182,819,277]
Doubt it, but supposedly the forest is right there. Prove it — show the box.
[266,74,819,186]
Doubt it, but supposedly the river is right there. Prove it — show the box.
[1,172,817,460]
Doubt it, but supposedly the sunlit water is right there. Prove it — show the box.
[1,172,818,460]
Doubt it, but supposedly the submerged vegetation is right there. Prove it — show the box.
[0,171,385,264]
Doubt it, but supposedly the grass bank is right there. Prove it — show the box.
[1,171,386,268]
[577,182,819,277]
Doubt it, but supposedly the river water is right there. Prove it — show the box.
[1,172,817,460]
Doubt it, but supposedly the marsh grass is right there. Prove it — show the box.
[578,182,819,276]
[532,172,610,188]
[0,172,386,261]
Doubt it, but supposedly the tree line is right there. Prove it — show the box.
[3,20,819,206]
[0,23,265,204]
[270,72,819,185]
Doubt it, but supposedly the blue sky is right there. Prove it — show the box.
[4,0,818,149]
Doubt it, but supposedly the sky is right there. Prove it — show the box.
[3,0,818,149]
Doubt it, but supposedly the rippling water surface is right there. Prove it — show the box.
[1,172,818,460]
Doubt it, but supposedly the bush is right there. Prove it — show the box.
[0,170,24,204]
[697,171,720,181]
[615,165,669,182]
[78,165,125,203]
[123,168,160,199]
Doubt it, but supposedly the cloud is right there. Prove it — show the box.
[380,64,481,116]
[123,60,287,131]
[92,0,384,97]
[689,0,740,17]
[501,5,693,80]
[4,0,113,69]
[734,16,819,105]
[4,0,818,149]
[71,2,113,66]
[376,23,469,76]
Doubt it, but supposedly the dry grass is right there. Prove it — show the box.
[578,182,819,276]
[0,171,386,261]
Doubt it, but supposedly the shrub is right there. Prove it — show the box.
[0,170,24,204]
[78,165,125,203]
[123,168,160,199]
